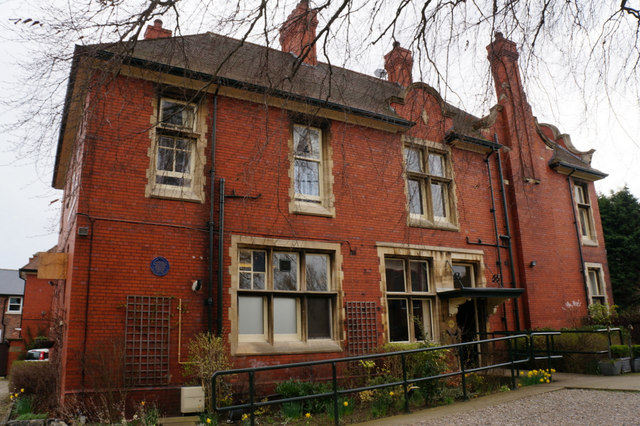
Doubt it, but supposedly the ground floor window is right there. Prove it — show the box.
[231,236,343,355]
[384,258,434,342]
[585,263,607,305]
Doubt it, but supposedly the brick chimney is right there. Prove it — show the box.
[279,0,318,66]
[487,31,538,178]
[144,19,172,40]
[384,42,413,87]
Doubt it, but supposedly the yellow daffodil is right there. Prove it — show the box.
[206,418,212,424]
[539,378,544,382]
[242,414,249,421]
[305,413,312,418]
[550,368,556,373]
[343,401,349,407]
[20,388,24,393]
[141,401,146,406]
[389,391,394,397]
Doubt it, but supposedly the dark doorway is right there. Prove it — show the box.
[0,341,9,376]
[456,300,482,368]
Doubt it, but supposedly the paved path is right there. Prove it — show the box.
[360,372,640,425]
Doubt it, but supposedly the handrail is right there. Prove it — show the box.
[211,333,556,425]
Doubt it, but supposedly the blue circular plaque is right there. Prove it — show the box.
[150,257,170,276]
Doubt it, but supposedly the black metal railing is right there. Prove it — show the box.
[212,333,558,425]
[482,327,625,363]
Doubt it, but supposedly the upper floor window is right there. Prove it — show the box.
[404,139,457,230]
[289,124,335,217]
[574,182,597,245]
[384,258,434,342]
[146,97,206,202]
[7,297,22,314]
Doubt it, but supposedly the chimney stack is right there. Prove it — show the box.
[384,42,413,87]
[144,19,172,40]
[279,0,319,66]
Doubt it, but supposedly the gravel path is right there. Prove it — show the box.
[417,389,640,425]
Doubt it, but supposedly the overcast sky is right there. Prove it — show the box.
[0,1,638,271]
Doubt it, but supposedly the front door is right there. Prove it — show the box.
[456,300,486,368]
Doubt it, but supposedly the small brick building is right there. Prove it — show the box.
[0,268,24,375]
[49,1,611,413]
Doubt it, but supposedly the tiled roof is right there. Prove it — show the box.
[0,269,24,295]
[89,32,411,125]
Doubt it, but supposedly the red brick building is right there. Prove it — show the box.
[19,250,57,344]
[50,1,610,413]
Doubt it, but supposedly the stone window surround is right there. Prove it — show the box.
[228,235,344,356]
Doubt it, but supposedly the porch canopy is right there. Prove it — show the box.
[438,287,524,316]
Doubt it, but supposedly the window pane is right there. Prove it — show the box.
[253,273,265,290]
[238,296,264,335]
[274,297,297,335]
[274,252,298,290]
[579,208,590,237]
[574,185,586,204]
[161,100,194,129]
[431,182,447,218]
[453,264,473,288]
[306,254,328,291]
[388,299,409,342]
[294,159,320,197]
[157,146,174,171]
[239,272,251,289]
[175,147,191,173]
[308,297,332,339]
[408,179,423,214]
[410,261,429,292]
[588,270,601,295]
[253,251,266,272]
[428,153,445,177]
[385,259,405,292]
[239,250,252,270]
[294,126,320,160]
[405,148,423,172]
[412,299,433,341]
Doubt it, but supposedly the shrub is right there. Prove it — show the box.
[610,345,630,358]
[275,379,331,415]
[9,361,57,413]
[587,303,618,326]
[378,342,449,405]
[632,345,640,358]
[182,332,231,413]
[541,331,609,374]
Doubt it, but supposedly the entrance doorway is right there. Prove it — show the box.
[456,300,486,368]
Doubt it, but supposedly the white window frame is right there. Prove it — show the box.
[584,263,607,305]
[146,96,207,202]
[384,257,435,343]
[289,123,335,217]
[404,137,458,231]
[573,181,598,246]
[230,236,343,355]
[7,297,23,314]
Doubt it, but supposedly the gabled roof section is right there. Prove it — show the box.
[0,269,24,296]
[536,121,607,181]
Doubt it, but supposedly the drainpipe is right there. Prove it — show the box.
[207,94,218,334]
[566,171,590,307]
[76,212,95,392]
[217,178,225,337]
[485,150,508,330]
[494,135,521,331]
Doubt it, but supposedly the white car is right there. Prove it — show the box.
[25,348,49,361]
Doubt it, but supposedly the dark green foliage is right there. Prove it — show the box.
[275,379,331,416]
[610,344,630,357]
[632,345,640,358]
[8,361,57,413]
[598,187,640,311]
[379,342,449,404]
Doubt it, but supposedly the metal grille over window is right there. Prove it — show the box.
[124,296,171,387]
[346,302,377,355]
